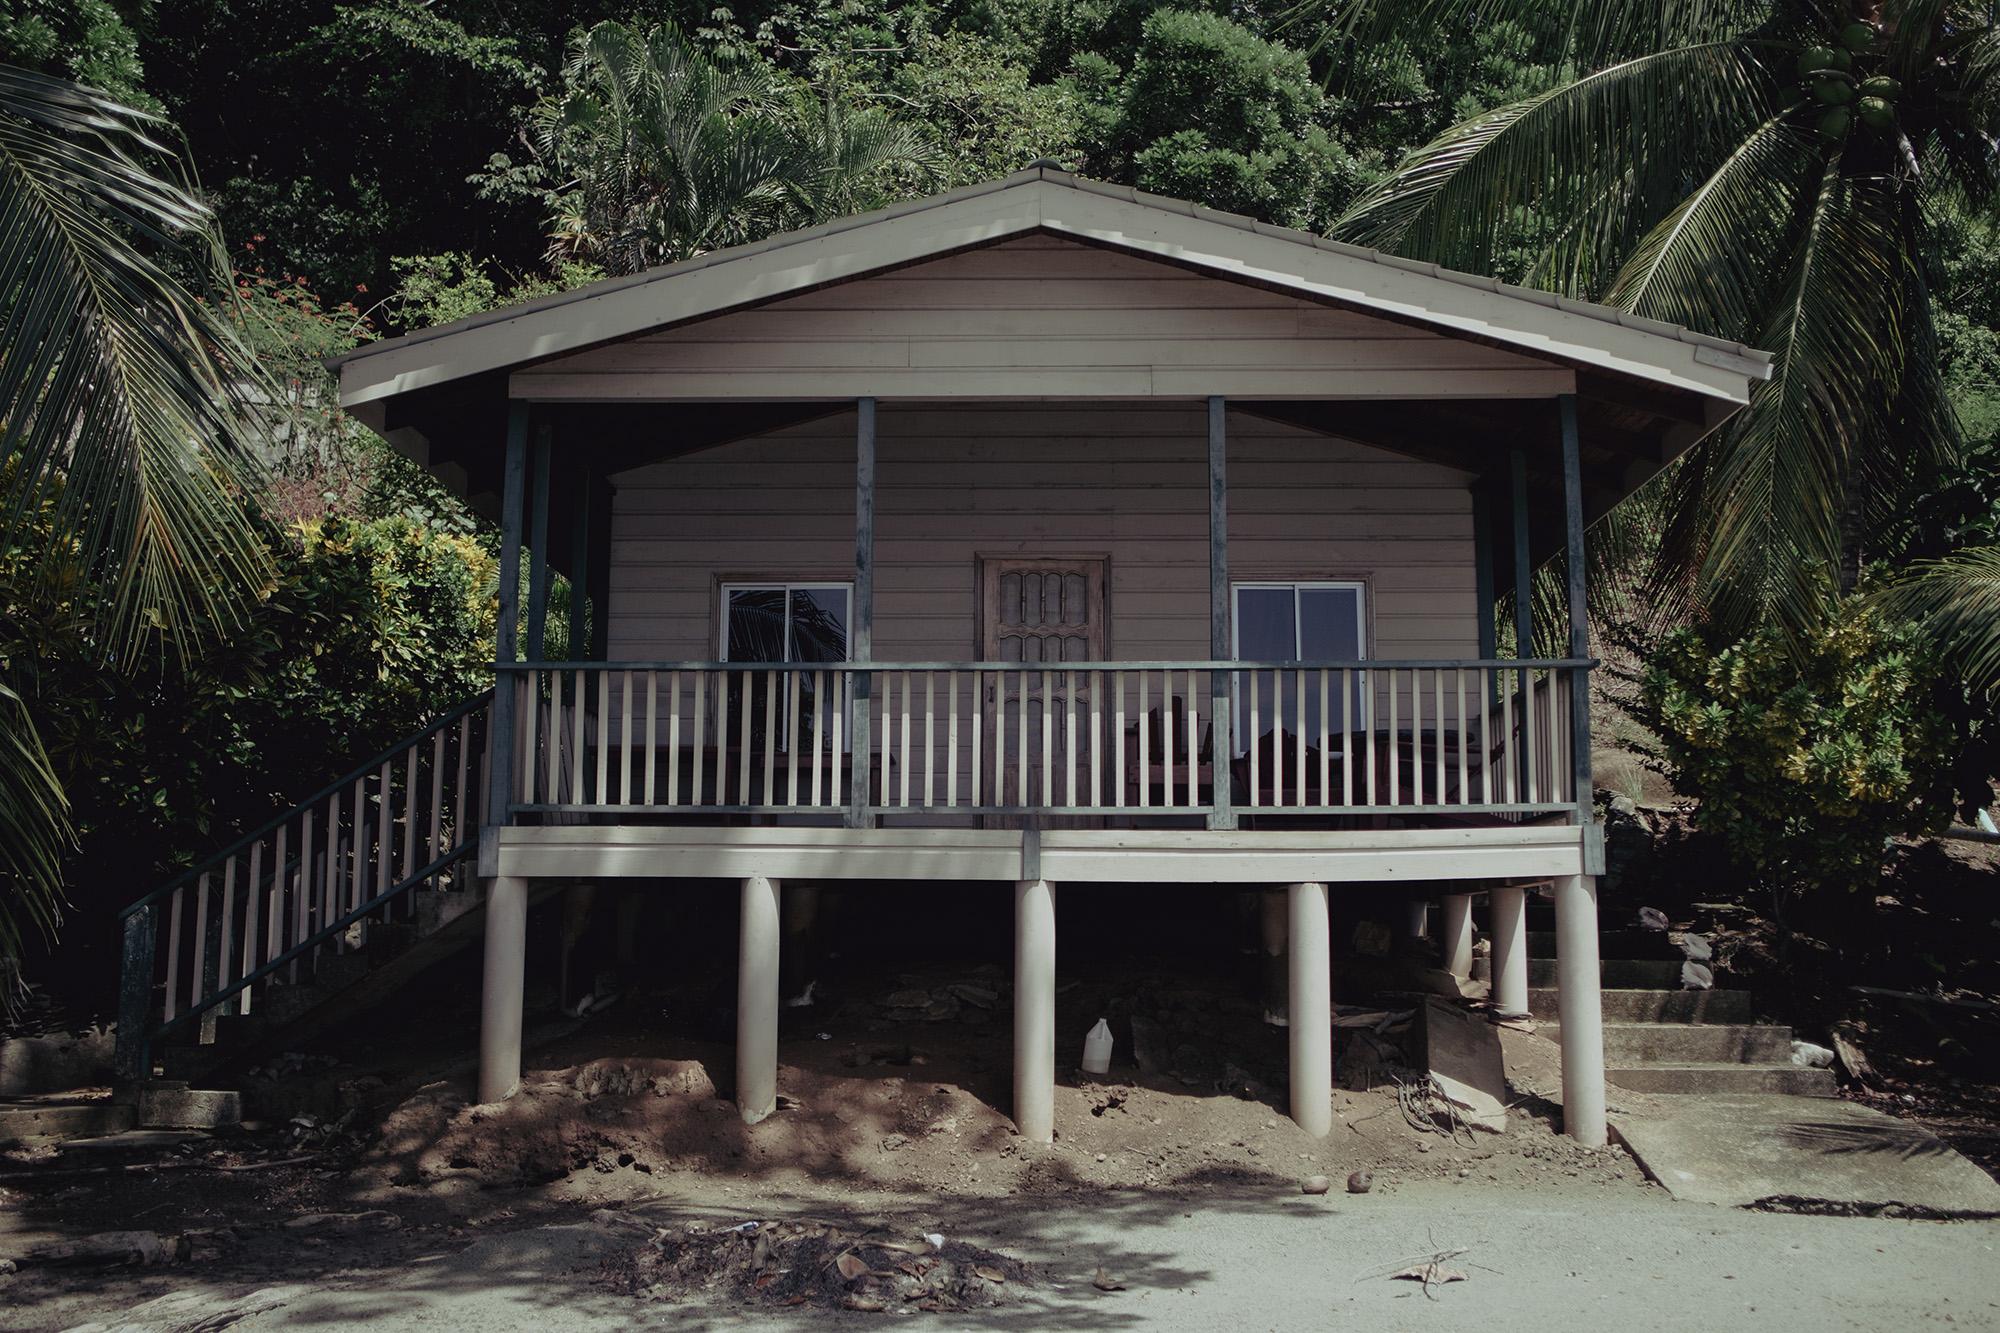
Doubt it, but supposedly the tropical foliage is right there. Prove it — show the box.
[1315,0,1999,643]
[1634,606,1959,905]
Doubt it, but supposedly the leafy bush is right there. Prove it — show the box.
[1634,606,1958,902]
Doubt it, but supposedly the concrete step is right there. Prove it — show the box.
[1529,987,1754,1023]
[1608,1063,1837,1097]
[1552,1022,1795,1064]
[0,1097,137,1144]
[1526,929,1680,958]
[1527,957,1684,987]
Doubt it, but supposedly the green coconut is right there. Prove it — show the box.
[1859,75,1902,99]
[1840,21,1877,51]
[1857,95,1896,129]
[1798,44,1843,76]
[1818,106,1853,140]
[1813,77,1855,105]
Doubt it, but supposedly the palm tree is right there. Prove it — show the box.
[0,65,271,973]
[1879,545,2000,688]
[530,21,942,277]
[1301,2,1997,639]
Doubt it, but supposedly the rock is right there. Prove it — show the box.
[1220,1063,1266,1100]
[1346,1170,1373,1194]
[1678,932,1713,962]
[1637,906,1670,931]
[13,1231,171,1267]
[283,1210,402,1235]
[1681,961,1715,990]
[62,1285,303,1332]
[880,1133,908,1153]
[1300,1174,1331,1195]
[884,988,930,1009]
[946,983,1000,1010]
[0,1032,115,1096]
[1791,1040,1836,1069]
[1129,1016,1167,1074]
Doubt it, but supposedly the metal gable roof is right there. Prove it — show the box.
[333,166,1773,411]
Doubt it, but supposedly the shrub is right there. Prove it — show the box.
[1634,605,1958,905]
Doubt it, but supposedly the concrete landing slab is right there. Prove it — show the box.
[1613,1094,2000,1213]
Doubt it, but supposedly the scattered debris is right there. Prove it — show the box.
[61,1285,303,1332]
[1391,1259,1468,1295]
[1091,1266,1126,1292]
[596,1214,1033,1313]
[1791,1041,1835,1069]
[283,1210,402,1236]
[1637,907,1670,931]
[1830,1022,1881,1089]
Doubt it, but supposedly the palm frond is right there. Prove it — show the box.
[0,64,271,658]
[0,683,67,973]
[1876,545,2000,688]
[1331,42,1782,288]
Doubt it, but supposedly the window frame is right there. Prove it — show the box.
[717,582,855,663]
[1229,580,1369,665]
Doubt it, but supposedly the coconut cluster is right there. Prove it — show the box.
[1800,22,1901,141]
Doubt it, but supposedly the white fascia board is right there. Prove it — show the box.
[337,189,1043,410]
[1037,185,1764,405]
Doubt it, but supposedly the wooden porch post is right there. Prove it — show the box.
[1472,480,1498,711]
[1207,396,1235,829]
[567,467,593,663]
[1559,394,1592,823]
[483,402,529,850]
[587,474,614,662]
[525,422,553,661]
[847,399,876,829]
[1509,447,1534,657]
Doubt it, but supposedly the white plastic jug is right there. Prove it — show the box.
[1081,1018,1113,1075]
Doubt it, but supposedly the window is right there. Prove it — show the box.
[719,584,851,751]
[720,584,852,663]
[1232,582,1366,750]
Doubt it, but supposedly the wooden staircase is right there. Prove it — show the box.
[116,692,498,1085]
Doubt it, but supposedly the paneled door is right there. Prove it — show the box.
[979,557,1107,816]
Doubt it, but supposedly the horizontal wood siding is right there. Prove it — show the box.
[515,237,1571,401]
[607,402,1476,666]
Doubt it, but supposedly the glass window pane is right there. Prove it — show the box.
[1298,586,1362,660]
[790,588,849,662]
[1236,588,1297,660]
[727,588,790,662]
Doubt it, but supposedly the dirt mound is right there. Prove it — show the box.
[595,1214,1033,1313]
[373,1058,720,1188]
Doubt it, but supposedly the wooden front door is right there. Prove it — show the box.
[980,557,1107,816]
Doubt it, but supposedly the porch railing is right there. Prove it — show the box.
[498,660,1588,823]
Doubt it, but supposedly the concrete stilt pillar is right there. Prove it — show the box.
[477,875,529,1104]
[1555,873,1607,1146]
[1259,888,1289,1026]
[1403,898,1430,941]
[1013,879,1056,1144]
[736,874,781,1125]
[1441,892,1476,980]
[1489,883,1529,1018]
[1287,882,1333,1136]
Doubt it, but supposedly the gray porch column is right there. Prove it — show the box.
[1441,892,1476,980]
[1287,882,1332,1136]
[1554,873,1607,1144]
[737,874,782,1124]
[1489,883,1529,1019]
[1014,878,1056,1143]
[525,422,553,661]
[477,874,529,1103]
[1509,447,1533,658]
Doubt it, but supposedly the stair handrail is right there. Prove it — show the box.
[117,689,495,921]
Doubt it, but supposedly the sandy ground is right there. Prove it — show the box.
[7,1175,1999,1331]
